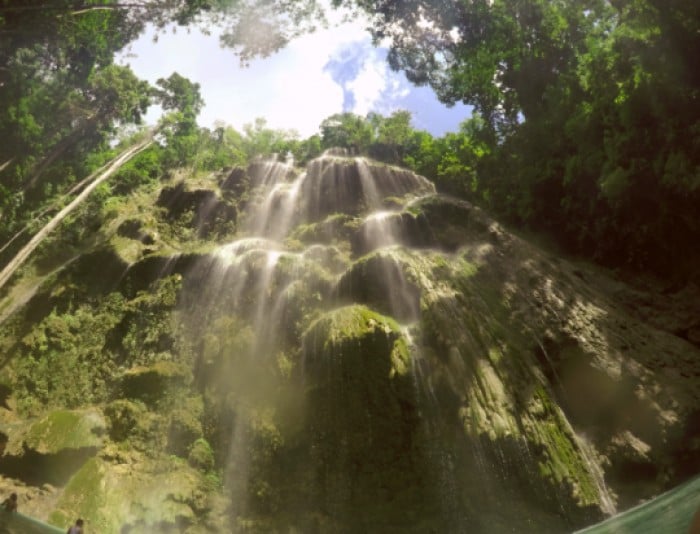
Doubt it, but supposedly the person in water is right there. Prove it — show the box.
[67,518,84,534]
[1,493,17,512]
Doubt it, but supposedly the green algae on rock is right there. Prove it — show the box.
[298,305,445,531]
[49,455,208,533]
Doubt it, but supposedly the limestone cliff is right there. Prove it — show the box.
[0,152,697,532]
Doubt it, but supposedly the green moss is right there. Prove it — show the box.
[6,273,186,416]
[50,455,206,533]
[304,304,403,350]
[406,195,494,250]
[529,387,601,506]
[120,361,191,404]
[390,336,410,377]
[11,300,124,414]
[110,234,145,264]
[289,213,360,245]
[104,399,150,443]
[49,457,104,529]
[168,396,204,456]
[336,251,422,322]
[188,438,215,471]
[24,409,105,454]
[488,346,504,364]
[295,305,444,530]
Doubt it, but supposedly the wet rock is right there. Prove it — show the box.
[49,455,206,533]
[219,166,248,195]
[407,195,495,250]
[246,160,297,188]
[116,219,156,245]
[299,157,434,221]
[299,306,440,529]
[0,410,106,487]
[5,410,105,456]
[157,182,237,237]
[291,213,360,246]
[351,210,434,256]
[335,251,421,322]
[120,361,190,404]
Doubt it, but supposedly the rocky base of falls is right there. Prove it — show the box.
[0,153,698,532]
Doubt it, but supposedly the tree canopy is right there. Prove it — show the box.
[331,0,700,279]
[1,0,698,281]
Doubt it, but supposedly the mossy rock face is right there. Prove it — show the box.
[418,281,609,528]
[302,304,411,383]
[104,399,150,443]
[188,438,215,471]
[219,166,249,196]
[300,244,349,275]
[117,219,156,245]
[167,396,204,457]
[408,195,499,250]
[0,410,106,487]
[297,305,444,530]
[2,409,105,457]
[120,361,191,404]
[290,213,360,247]
[470,385,609,526]
[59,248,130,296]
[351,210,435,256]
[117,256,182,296]
[50,455,208,533]
[335,251,421,322]
[23,410,106,455]
[156,182,237,238]
[246,160,297,188]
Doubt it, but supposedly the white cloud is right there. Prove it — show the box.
[116,8,471,139]
[346,48,386,115]
[342,47,412,117]
[118,17,369,137]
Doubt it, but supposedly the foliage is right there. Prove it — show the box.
[240,117,299,159]
[13,294,125,414]
[335,0,700,278]
[9,275,184,415]
[320,112,374,153]
[0,0,321,272]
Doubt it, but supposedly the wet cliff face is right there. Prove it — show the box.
[0,151,698,532]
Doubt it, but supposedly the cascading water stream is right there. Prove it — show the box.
[361,211,402,251]
[355,157,383,209]
[190,153,444,527]
[175,151,622,531]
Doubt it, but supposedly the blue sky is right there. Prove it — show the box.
[118,16,471,138]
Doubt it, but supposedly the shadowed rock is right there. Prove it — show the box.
[335,251,421,322]
[157,182,237,237]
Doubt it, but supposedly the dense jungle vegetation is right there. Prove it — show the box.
[1,0,698,282]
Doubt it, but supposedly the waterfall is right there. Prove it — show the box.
[173,151,618,532]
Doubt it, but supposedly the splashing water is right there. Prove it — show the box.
[360,210,403,252]
[247,173,306,239]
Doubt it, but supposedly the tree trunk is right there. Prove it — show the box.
[0,158,14,173]
[0,135,153,292]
